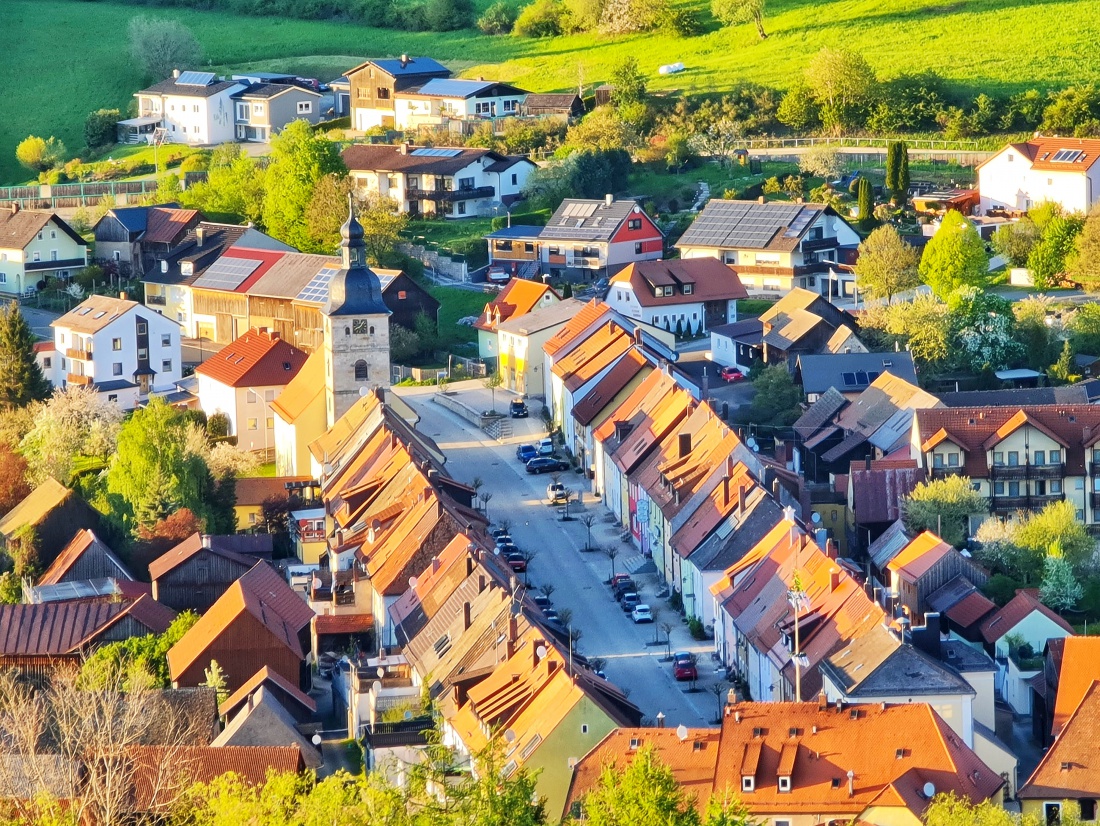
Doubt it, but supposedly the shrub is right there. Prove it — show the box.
[660,5,703,35]
[478,0,518,32]
[426,0,475,30]
[179,153,210,173]
[513,0,567,36]
[84,109,121,149]
[490,210,551,230]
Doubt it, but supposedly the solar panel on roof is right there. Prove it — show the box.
[296,266,340,303]
[410,147,462,158]
[176,71,216,86]
[1052,149,1083,163]
[191,257,262,291]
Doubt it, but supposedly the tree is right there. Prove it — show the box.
[0,301,50,407]
[885,140,907,203]
[1028,213,1083,290]
[1040,544,1083,613]
[263,121,346,250]
[689,118,747,170]
[902,475,986,547]
[804,47,877,134]
[746,365,802,426]
[483,371,504,414]
[947,286,1023,371]
[923,792,1031,826]
[1069,302,1100,354]
[79,611,198,690]
[599,0,662,35]
[1013,294,1056,370]
[0,444,30,515]
[1015,499,1093,570]
[201,660,230,706]
[702,788,755,826]
[992,218,1040,268]
[918,210,988,298]
[579,744,700,826]
[426,0,475,30]
[853,225,920,301]
[711,0,766,38]
[478,1,518,33]
[1070,202,1100,291]
[776,84,819,132]
[798,146,842,181]
[84,109,121,149]
[513,0,567,36]
[181,143,265,225]
[390,324,421,364]
[1049,339,1079,384]
[359,192,410,266]
[19,386,124,485]
[856,176,875,228]
[15,135,66,173]
[609,57,647,107]
[859,292,951,366]
[127,16,202,81]
[305,173,355,254]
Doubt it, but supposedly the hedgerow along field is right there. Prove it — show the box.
[6,0,1100,185]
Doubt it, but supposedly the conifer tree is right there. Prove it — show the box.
[0,301,50,407]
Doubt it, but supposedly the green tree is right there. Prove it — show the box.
[776,84,819,132]
[711,0,766,38]
[918,210,988,298]
[84,109,121,149]
[304,172,355,254]
[923,792,1036,826]
[1013,294,1055,370]
[578,744,700,826]
[747,364,802,426]
[1069,302,1100,353]
[1028,213,1083,290]
[19,386,123,485]
[884,140,909,203]
[609,57,647,107]
[390,324,421,364]
[127,16,202,81]
[0,525,40,603]
[105,397,216,533]
[804,47,877,134]
[1015,499,1093,570]
[860,292,951,366]
[426,0,475,29]
[79,611,199,690]
[1048,339,1079,383]
[483,370,504,413]
[902,475,986,547]
[513,0,567,36]
[157,171,182,202]
[798,146,842,181]
[854,225,919,302]
[991,218,1040,268]
[201,659,230,706]
[16,135,66,173]
[856,176,875,228]
[702,789,755,826]
[1040,544,1083,613]
[262,121,346,250]
[0,301,50,407]
[1069,202,1100,292]
[359,193,409,266]
[181,144,265,225]
[478,0,518,32]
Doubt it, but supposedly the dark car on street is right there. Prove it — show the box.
[510,400,529,418]
[505,552,527,572]
[620,592,640,613]
[526,457,570,474]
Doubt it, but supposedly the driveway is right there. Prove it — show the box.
[393,381,724,727]
[18,305,60,340]
[673,359,756,411]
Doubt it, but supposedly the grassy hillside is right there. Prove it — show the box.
[6,0,1100,184]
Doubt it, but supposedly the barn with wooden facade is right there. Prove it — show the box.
[92,205,202,276]
[0,479,103,571]
[149,534,258,613]
[36,529,134,586]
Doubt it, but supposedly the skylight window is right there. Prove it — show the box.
[1051,149,1084,163]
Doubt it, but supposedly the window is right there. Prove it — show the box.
[247,418,259,431]
[112,338,122,351]
[1080,799,1096,821]
[581,724,589,734]
[0,274,6,284]
[1051,449,1062,464]
[249,512,258,525]
[1009,481,1020,496]
[137,348,148,359]
[112,363,123,376]
[247,390,258,403]
[683,283,694,295]
[266,416,274,429]
[37,232,42,241]
[1034,450,1045,465]
[512,173,518,185]
[398,290,407,299]
[107,394,117,403]
[297,100,313,114]
[628,218,642,230]
[137,323,147,334]
[161,334,171,347]
[475,101,493,115]
[377,87,391,99]
[253,103,265,116]
[237,103,250,120]
[458,202,467,216]
[193,104,199,112]
[33,251,40,262]
[741,776,754,793]
[1079,509,1086,521]
[354,360,369,381]
[113,250,121,261]
[1007,451,1019,466]
[161,359,172,372]
[264,389,276,402]
[993,451,1004,466]
[1045,803,1062,825]
[948,452,959,467]
[635,242,643,254]
[42,357,51,369]
[1051,479,1063,494]
[503,99,518,112]
[458,177,475,191]
[50,230,56,239]
[778,776,791,793]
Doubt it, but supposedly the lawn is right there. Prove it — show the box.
[429,284,492,346]
[8,0,1100,184]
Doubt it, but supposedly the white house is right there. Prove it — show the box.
[134,70,244,145]
[342,144,535,218]
[50,294,182,409]
[0,206,88,298]
[393,79,528,131]
[606,258,747,336]
[538,197,664,281]
[194,328,310,455]
[677,200,861,297]
[977,137,1100,215]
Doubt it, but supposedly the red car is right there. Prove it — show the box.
[719,366,745,383]
[672,652,698,681]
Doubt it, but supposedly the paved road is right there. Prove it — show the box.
[393,381,724,728]
[18,305,60,340]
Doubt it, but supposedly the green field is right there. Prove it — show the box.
[7,0,1100,184]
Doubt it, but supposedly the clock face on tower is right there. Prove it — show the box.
[352,319,370,334]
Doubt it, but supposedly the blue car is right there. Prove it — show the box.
[516,444,538,463]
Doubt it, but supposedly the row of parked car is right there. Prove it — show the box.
[516,440,571,475]
[609,574,698,681]
[490,527,528,573]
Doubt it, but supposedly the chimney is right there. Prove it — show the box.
[722,476,731,509]
[478,574,487,592]
[119,291,128,301]
[701,368,709,401]
[201,534,211,549]
[432,556,440,573]
[817,691,827,711]
[738,483,747,513]
[678,432,691,458]
[847,771,855,798]
[830,569,841,593]
[463,601,472,630]
[758,196,765,204]
[173,68,181,79]
[826,539,838,559]
[604,194,613,208]
[633,327,643,346]
[400,54,409,68]
[161,259,168,274]
[771,478,780,500]
[655,713,665,729]
[399,143,411,155]
[864,454,871,471]
[195,226,205,247]
[9,203,18,215]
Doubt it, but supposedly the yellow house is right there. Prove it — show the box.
[496,298,587,396]
[235,476,316,533]
[271,350,327,478]
[0,206,88,297]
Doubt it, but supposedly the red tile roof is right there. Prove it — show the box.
[313,613,374,634]
[848,462,926,526]
[609,258,748,307]
[572,348,650,427]
[1051,637,1100,738]
[945,591,998,629]
[1008,138,1100,172]
[194,328,309,388]
[543,299,609,357]
[128,745,303,810]
[126,594,178,633]
[238,561,315,634]
[219,665,317,718]
[0,602,131,655]
[473,278,559,332]
[979,589,1075,644]
[1020,680,1100,800]
[235,476,313,507]
[551,320,633,391]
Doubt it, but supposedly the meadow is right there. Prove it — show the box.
[7,0,1100,184]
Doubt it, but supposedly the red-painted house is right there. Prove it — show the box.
[535,196,664,281]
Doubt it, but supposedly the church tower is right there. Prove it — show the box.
[322,199,391,427]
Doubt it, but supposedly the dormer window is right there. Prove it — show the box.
[682,284,693,295]
[741,776,754,793]
[778,776,791,793]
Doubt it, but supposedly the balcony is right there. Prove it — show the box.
[930,466,962,479]
[407,185,495,203]
[1091,492,1100,511]
[297,528,326,544]
[146,294,167,306]
[65,348,92,361]
[992,492,1065,511]
[66,374,92,386]
[26,257,86,272]
[991,463,1065,480]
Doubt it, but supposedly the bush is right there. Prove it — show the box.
[478,0,518,32]
[660,5,703,35]
[179,153,210,173]
[687,616,706,639]
[513,0,567,36]
[84,109,121,149]
[983,573,1023,606]
[426,0,475,30]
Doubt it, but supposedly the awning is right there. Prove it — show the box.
[117,116,162,127]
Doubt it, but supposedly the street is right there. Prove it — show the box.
[393,380,724,728]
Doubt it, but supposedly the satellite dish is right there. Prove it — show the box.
[371,680,382,695]
[359,386,370,396]
[676,724,688,742]
[811,512,822,525]
[408,576,418,589]
[323,462,333,475]
[632,205,641,213]
[377,666,385,678]
[311,734,322,746]
[404,710,414,721]
[746,438,758,450]
[923,782,936,799]
[505,729,517,743]
[536,645,548,660]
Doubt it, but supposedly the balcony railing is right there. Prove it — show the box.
[297,528,326,543]
[65,348,92,360]
[407,185,495,203]
[992,492,1065,511]
[991,463,1065,480]
[1091,492,1100,510]
[930,466,962,479]
[66,374,92,386]
[146,294,167,306]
